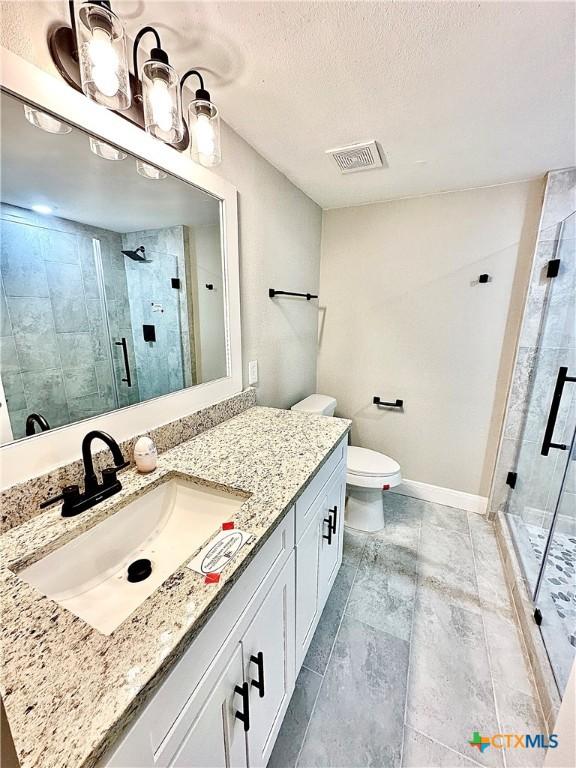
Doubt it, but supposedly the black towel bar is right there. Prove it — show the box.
[269,289,318,300]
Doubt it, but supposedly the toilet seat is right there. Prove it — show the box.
[346,446,402,489]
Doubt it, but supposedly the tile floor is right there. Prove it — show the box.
[268,494,546,768]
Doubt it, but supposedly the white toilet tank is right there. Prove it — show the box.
[291,394,337,416]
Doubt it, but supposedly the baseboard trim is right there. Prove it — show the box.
[389,478,488,515]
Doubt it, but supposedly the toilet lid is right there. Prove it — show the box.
[347,446,400,478]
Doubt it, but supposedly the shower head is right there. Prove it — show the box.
[122,245,150,262]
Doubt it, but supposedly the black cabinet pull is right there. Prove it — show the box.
[323,517,333,545]
[328,505,338,534]
[234,682,250,732]
[250,652,265,698]
[115,337,132,387]
[541,367,575,456]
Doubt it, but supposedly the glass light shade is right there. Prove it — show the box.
[89,136,127,160]
[142,60,183,143]
[188,99,221,167]
[136,159,167,180]
[23,104,72,134]
[77,2,131,110]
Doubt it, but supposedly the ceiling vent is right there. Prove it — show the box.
[326,141,385,174]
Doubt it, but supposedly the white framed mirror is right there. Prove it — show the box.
[0,48,241,486]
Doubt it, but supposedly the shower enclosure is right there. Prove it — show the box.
[505,209,575,696]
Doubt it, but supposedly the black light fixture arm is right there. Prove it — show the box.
[180,69,211,102]
[181,69,205,92]
[133,26,162,84]
[68,0,77,46]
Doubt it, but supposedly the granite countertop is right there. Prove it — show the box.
[0,406,350,768]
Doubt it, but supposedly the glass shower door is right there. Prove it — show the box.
[534,427,575,694]
[506,211,575,695]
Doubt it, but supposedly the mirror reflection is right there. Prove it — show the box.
[0,91,228,444]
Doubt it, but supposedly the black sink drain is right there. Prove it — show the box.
[127,558,152,583]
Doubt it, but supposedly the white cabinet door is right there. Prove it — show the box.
[164,644,249,768]
[318,468,346,604]
[295,498,323,668]
[242,553,295,767]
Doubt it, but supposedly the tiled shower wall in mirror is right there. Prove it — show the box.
[122,226,196,402]
[0,204,210,438]
[0,203,140,439]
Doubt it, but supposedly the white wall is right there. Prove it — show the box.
[192,224,227,383]
[318,181,543,497]
[0,1,322,410]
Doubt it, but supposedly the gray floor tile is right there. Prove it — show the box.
[378,493,422,547]
[297,615,409,768]
[406,587,503,767]
[304,564,356,675]
[418,524,480,612]
[402,726,481,767]
[491,685,546,768]
[268,666,322,768]
[421,502,470,535]
[468,513,515,623]
[483,614,535,697]
[346,537,417,641]
[384,493,424,524]
[342,528,368,567]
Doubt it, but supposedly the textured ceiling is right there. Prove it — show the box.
[120,1,575,208]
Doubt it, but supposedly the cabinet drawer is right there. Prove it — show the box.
[295,438,346,541]
[103,507,295,766]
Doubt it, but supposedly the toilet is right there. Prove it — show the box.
[291,394,402,532]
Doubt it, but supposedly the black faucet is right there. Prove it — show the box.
[41,430,129,517]
[25,413,51,436]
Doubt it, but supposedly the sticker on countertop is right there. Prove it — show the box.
[188,528,251,575]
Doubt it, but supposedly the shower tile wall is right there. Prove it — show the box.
[489,169,576,525]
[122,226,194,402]
[0,204,139,440]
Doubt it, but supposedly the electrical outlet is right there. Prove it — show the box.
[248,360,258,385]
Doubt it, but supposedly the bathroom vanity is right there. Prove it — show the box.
[0,406,349,768]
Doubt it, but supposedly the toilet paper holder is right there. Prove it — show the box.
[373,396,403,408]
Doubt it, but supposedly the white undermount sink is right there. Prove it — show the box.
[17,476,247,635]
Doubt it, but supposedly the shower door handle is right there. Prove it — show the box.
[115,338,132,388]
[541,367,575,455]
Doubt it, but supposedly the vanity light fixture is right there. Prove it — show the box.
[23,105,72,134]
[133,27,183,144]
[89,136,127,160]
[181,70,222,167]
[136,159,167,180]
[48,3,222,165]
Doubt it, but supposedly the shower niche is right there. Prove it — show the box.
[0,89,228,443]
